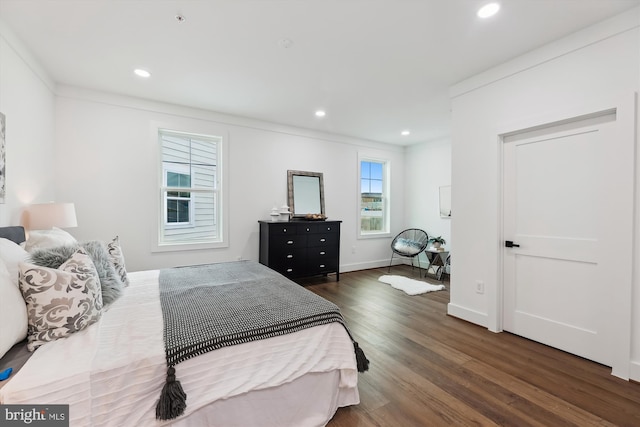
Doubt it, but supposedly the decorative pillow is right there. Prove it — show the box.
[394,238,424,256]
[0,237,30,287]
[19,248,103,351]
[24,227,77,252]
[29,241,124,306]
[0,258,28,359]
[107,236,129,287]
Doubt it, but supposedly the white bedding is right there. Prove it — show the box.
[0,269,359,426]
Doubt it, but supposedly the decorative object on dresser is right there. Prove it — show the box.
[269,206,281,221]
[259,220,341,281]
[278,203,291,221]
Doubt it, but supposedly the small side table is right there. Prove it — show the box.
[424,248,449,281]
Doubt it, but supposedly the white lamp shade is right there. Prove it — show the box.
[27,202,78,230]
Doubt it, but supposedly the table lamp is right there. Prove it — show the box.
[27,202,78,230]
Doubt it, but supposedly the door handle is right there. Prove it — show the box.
[505,240,520,248]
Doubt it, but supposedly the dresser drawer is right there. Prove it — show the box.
[306,233,337,247]
[307,248,337,272]
[269,248,307,275]
[297,224,318,234]
[268,223,299,235]
[308,247,336,259]
[272,234,308,249]
[309,261,338,275]
[316,223,338,234]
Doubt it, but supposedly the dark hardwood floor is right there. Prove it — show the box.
[298,265,640,427]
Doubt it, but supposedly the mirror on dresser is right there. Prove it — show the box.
[287,170,325,219]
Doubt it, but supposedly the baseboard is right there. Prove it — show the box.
[340,259,443,275]
[340,259,396,273]
[629,361,640,382]
[447,303,488,328]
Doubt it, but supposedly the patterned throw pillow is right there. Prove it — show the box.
[19,247,104,352]
[107,236,129,287]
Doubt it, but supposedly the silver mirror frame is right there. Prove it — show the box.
[287,170,325,219]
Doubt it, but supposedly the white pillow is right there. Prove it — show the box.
[24,227,77,252]
[0,258,28,358]
[0,237,30,287]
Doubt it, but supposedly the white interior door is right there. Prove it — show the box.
[502,110,627,367]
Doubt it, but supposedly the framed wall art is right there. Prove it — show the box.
[0,112,5,204]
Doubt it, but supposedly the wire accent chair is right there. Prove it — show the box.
[388,229,429,275]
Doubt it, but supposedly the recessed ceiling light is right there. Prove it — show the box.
[401,130,411,136]
[315,110,326,117]
[279,38,294,49]
[134,69,151,78]
[477,2,500,18]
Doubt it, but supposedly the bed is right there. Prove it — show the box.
[0,226,364,426]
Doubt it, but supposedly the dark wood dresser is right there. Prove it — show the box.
[258,220,341,281]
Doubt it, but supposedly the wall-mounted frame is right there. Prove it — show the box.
[287,170,325,219]
[439,185,451,218]
[0,112,5,204]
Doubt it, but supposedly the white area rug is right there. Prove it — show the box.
[378,275,446,295]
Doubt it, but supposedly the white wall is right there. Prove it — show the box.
[0,21,56,225]
[0,14,405,277]
[448,9,640,379]
[53,86,405,272]
[404,137,451,269]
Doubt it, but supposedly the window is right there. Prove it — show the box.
[158,129,223,248]
[359,157,389,236]
[164,167,192,225]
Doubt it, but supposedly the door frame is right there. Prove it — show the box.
[494,93,636,379]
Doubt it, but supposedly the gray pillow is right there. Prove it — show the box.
[29,241,124,306]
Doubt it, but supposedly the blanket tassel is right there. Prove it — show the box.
[353,341,369,372]
[155,366,187,420]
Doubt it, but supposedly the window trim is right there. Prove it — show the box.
[357,154,391,239]
[151,122,229,252]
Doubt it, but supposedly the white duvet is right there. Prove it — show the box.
[0,270,359,426]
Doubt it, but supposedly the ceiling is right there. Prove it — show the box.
[1,0,639,145]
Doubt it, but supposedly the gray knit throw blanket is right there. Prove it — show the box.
[155,261,369,420]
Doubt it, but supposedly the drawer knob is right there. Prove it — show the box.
[320,251,326,255]
[320,238,326,242]
[287,254,293,258]
[287,268,293,272]
[287,240,294,245]
[306,228,310,232]
[320,264,325,268]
